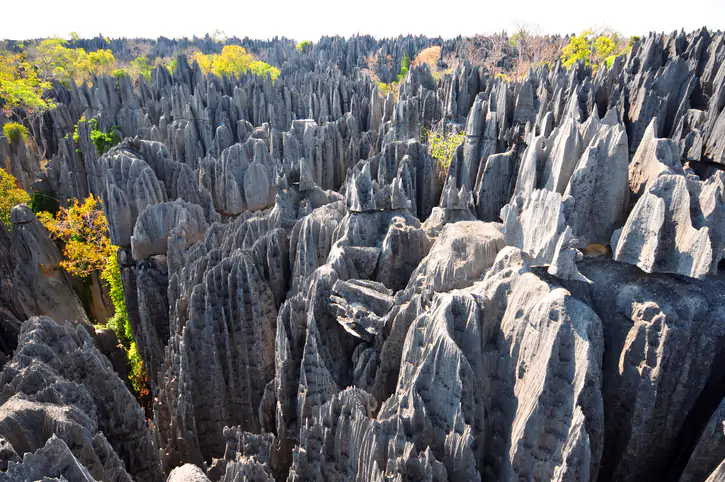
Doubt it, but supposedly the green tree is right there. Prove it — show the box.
[130,56,153,80]
[561,29,626,70]
[296,40,312,53]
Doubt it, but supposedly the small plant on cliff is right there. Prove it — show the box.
[3,122,28,143]
[72,117,119,156]
[396,51,411,82]
[0,169,30,229]
[29,190,60,216]
[296,40,312,53]
[423,128,466,170]
[88,118,120,155]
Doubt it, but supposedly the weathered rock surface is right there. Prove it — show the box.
[0,316,163,481]
[5,27,725,482]
[9,205,89,325]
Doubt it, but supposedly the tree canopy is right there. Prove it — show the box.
[193,45,280,80]
[560,29,628,69]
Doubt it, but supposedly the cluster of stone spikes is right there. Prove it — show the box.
[1,28,725,482]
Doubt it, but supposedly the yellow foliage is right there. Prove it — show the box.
[0,169,30,229]
[412,46,441,70]
[193,46,279,80]
[39,194,115,279]
[424,129,466,170]
[561,29,626,70]
[27,39,116,86]
[0,49,56,114]
[41,193,147,399]
[495,72,511,82]
[88,49,115,76]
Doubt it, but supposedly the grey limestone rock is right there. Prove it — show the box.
[289,202,346,296]
[131,200,209,261]
[612,173,725,279]
[0,437,19,472]
[470,247,604,481]
[375,215,432,291]
[679,396,725,482]
[11,27,725,482]
[156,247,278,468]
[0,316,163,481]
[562,121,629,246]
[577,259,725,482]
[405,220,504,295]
[330,279,394,341]
[628,118,684,204]
[0,435,97,482]
[9,205,89,325]
[167,464,211,482]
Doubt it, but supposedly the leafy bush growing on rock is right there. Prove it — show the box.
[0,169,30,229]
[561,29,627,69]
[88,118,120,155]
[396,51,411,82]
[2,122,28,142]
[29,190,59,216]
[296,40,312,53]
[423,128,466,171]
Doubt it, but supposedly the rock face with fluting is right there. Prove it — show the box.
[0,317,163,481]
[4,28,725,482]
[9,205,89,325]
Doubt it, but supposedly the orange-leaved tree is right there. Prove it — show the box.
[38,194,148,398]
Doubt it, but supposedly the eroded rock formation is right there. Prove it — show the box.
[2,27,725,482]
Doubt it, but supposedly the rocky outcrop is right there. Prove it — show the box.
[679,396,725,482]
[0,316,163,481]
[6,27,725,482]
[9,205,88,325]
[611,172,725,279]
[577,259,725,482]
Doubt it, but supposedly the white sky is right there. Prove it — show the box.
[2,0,724,41]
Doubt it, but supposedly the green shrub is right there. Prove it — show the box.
[127,342,148,398]
[0,169,30,229]
[101,248,148,398]
[396,51,411,82]
[102,249,132,347]
[71,117,118,156]
[296,40,312,53]
[88,118,120,155]
[130,56,153,80]
[3,122,28,143]
[30,190,60,216]
[112,69,127,78]
[423,128,466,170]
